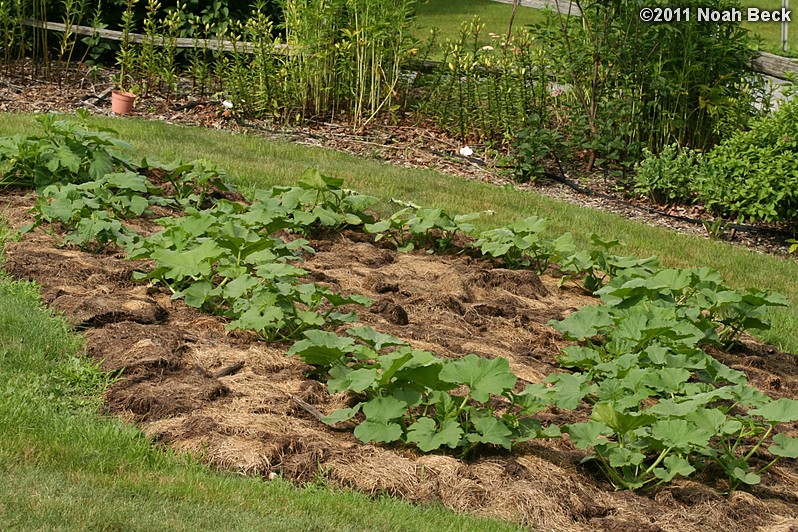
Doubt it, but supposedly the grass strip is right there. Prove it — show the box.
[414,0,548,53]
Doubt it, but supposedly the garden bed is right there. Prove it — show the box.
[2,189,798,531]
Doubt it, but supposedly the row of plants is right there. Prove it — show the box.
[3,117,796,493]
[0,115,377,339]
[292,207,797,491]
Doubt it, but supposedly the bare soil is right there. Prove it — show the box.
[3,189,798,532]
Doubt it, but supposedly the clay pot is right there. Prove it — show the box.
[111,90,136,114]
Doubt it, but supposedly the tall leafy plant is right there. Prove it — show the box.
[277,0,418,128]
[531,0,764,173]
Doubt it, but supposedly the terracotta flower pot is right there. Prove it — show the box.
[111,90,137,115]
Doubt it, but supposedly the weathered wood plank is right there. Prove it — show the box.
[22,19,288,54]
[750,51,798,80]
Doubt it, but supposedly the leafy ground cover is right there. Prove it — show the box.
[2,117,798,530]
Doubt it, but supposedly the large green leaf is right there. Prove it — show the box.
[466,416,513,450]
[346,326,407,351]
[376,351,415,387]
[731,467,761,485]
[361,396,407,422]
[406,418,463,451]
[439,354,516,402]
[648,419,711,451]
[353,396,407,444]
[749,398,798,424]
[177,280,213,308]
[321,404,361,425]
[150,239,224,282]
[653,455,695,482]
[769,434,798,458]
[604,445,645,468]
[547,373,593,409]
[550,305,614,340]
[566,421,613,449]
[327,366,378,394]
[591,402,654,436]
[287,330,355,366]
[104,171,150,192]
[642,367,692,394]
[220,274,261,300]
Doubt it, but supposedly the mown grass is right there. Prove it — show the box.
[414,0,548,54]
[1,112,796,352]
[0,249,520,531]
[741,0,797,56]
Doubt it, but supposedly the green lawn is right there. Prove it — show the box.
[414,0,548,54]
[741,0,797,56]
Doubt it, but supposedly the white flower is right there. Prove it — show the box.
[481,45,494,51]
[222,100,234,109]
[459,146,473,157]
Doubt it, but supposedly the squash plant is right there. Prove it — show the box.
[289,327,560,455]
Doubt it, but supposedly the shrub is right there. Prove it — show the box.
[634,144,699,205]
[511,124,568,183]
[697,94,798,222]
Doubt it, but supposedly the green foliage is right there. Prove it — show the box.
[0,112,134,190]
[289,328,557,455]
[414,20,553,144]
[141,157,235,209]
[697,94,798,222]
[511,125,567,183]
[473,215,575,273]
[564,386,798,491]
[23,172,159,252]
[533,0,763,173]
[634,144,699,205]
[263,168,379,234]
[557,234,661,292]
[548,258,790,490]
[555,263,787,354]
[268,0,419,127]
[365,202,478,253]
[128,196,370,340]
